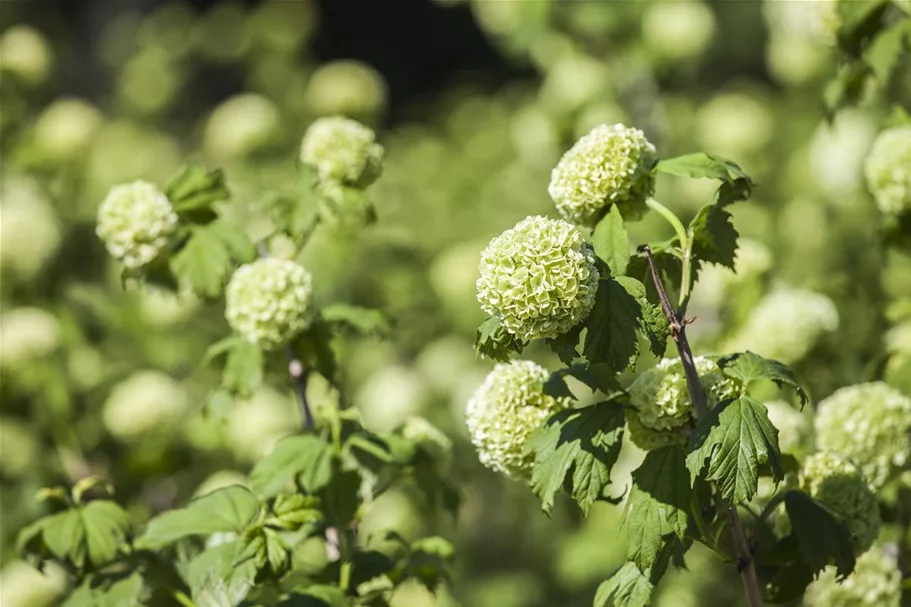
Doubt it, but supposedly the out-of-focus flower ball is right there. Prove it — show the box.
[814,382,911,490]
[804,546,901,607]
[138,287,199,328]
[0,25,53,85]
[864,126,911,215]
[203,93,281,159]
[763,400,811,456]
[642,0,716,60]
[800,451,881,553]
[356,365,429,432]
[477,216,599,342]
[194,470,249,497]
[225,258,313,349]
[226,387,299,462]
[723,288,839,364]
[96,180,179,269]
[690,238,772,309]
[540,54,610,114]
[627,357,737,450]
[400,416,453,461]
[0,417,38,477]
[304,60,387,119]
[0,307,61,368]
[300,116,384,188]
[0,180,61,278]
[102,370,189,440]
[466,360,570,480]
[548,124,658,226]
[117,46,181,115]
[0,560,67,607]
[696,92,774,159]
[809,111,876,199]
[32,98,103,161]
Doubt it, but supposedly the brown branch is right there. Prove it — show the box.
[643,245,764,607]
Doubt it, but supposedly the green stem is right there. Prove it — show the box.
[339,561,352,592]
[173,591,197,607]
[691,498,730,561]
[644,198,692,306]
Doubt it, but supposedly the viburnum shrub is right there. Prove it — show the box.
[465,118,908,607]
[17,118,459,606]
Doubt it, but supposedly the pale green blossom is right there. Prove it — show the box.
[0,307,61,368]
[0,25,53,85]
[548,124,657,226]
[300,116,383,187]
[225,258,313,349]
[96,180,179,269]
[642,0,716,60]
[203,93,280,159]
[804,546,902,607]
[864,126,911,215]
[477,215,599,342]
[466,360,570,479]
[0,179,61,278]
[32,98,103,161]
[102,371,188,440]
[304,60,387,118]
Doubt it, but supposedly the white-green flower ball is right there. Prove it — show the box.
[102,370,188,440]
[300,116,384,188]
[477,215,599,342]
[0,417,38,477]
[466,360,570,479]
[225,258,313,349]
[548,123,658,226]
[804,546,901,607]
[32,98,103,161]
[763,400,811,456]
[0,307,61,369]
[226,387,299,462]
[642,0,716,61]
[627,357,738,450]
[96,180,179,269]
[864,126,911,215]
[801,451,881,553]
[304,60,387,119]
[203,93,280,159]
[0,560,67,607]
[0,179,61,279]
[0,25,53,85]
[815,382,911,490]
[724,288,838,364]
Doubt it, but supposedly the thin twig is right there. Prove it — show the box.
[643,245,764,607]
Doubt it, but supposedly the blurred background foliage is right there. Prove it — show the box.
[1,0,910,605]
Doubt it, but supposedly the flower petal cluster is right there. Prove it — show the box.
[304,60,387,118]
[102,371,188,440]
[804,546,901,607]
[0,179,61,279]
[33,98,103,161]
[203,93,280,159]
[723,288,838,364]
[800,451,881,553]
[864,125,911,214]
[96,180,179,269]
[300,116,384,188]
[548,123,657,226]
[627,357,737,450]
[477,215,599,342]
[814,382,911,490]
[465,360,570,479]
[225,258,313,349]
[0,307,61,368]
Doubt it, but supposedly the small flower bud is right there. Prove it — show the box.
[477,215,599,342]
[548,123,657,226]
[96,180,179,269]
[300,116,384,188]
[466,360,570,479]
[225,258,313,349]
[864,125,911,215]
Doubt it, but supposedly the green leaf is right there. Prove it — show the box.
[320,304,390,337]
[63,572,146,607]
[657,153,753,207]
[593,205,630,276]
[42,510,86,568]
[320,469,362,527]
[583,278,641,372]
[623,447,690,571]
[475,316,525,361]
[136,486,257,549]
[80,501,133,569]
[716,351,809,405]
[594,562,653,607]
[689,204,738,270]
[865,18,911,84]
[836,0,890,58]
[185,541,256,607]
[615,276,670,359]
[291,321,339,384]
[784,491,856,579]
[249,435,334,498]
[686,396,782,504]
[527,401,625,514]
[166,165,230,214]
[280,585,351,607]
[823,62,872,118]
[170,221,255,298]
[546,324,583,365]
[222,338,263,398]
[408,537,454,591]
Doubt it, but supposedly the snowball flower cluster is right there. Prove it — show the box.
[864,125,911,215]
[724,288,838,364]
[0,180,61,278]
[203,93,280,159]
[225,258,313,349]
[102,371,188,440]
[96,180,179,269]
[32,98,103,161]
[477,216,599,342]
[548,124,657,226]
[466,360,570,479]
[300,116,384,188]
[627,357,738,450]
[0,307,61,368]
[814,382,911,490]
[804,546,901,607]
[0,25,53,85]
[800,451,881,553]
[304,60,387,118]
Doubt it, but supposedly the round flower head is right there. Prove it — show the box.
[627,357,738,450]
[864,125,911,215]
[32,98,103,161]
[96,180,179,269]
[548,123,658,226]
[804,546,901,607]
[800,451,881,553]
[304,60,387,118]
[203,93,280,160]
[466,360,570,479]
[300,116,384,188]
[814,382,911,490]
[102,371,188,440]
[225,258,313,349]
[0,179,61,279]
[0,307,61,368]
[477,216,599,342]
